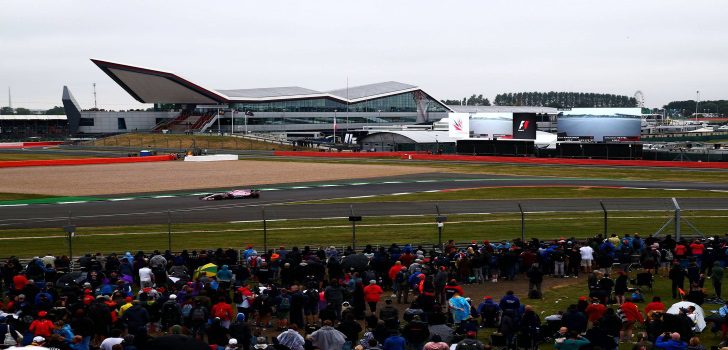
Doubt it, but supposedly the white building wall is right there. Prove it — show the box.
[78,111,177,133]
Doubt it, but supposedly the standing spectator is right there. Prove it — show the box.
[402,315,429,350]
[212,297,233,328]
[499,290,520,314]
[614,271,629,305]
[382,329,406,350]
[526,263,544,296]
[160,295,182,331]
[711,261,724,299]
[670,262,687,299]
[448,293,471,325]
[309,320,347,350]
[277,325,305,350]
[363,280,384,314]
[29,311,54,338]
[584,298,606,325]
[619,298,644,342]
[138,265,153,288]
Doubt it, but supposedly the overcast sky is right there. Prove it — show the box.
[1,0,726,110]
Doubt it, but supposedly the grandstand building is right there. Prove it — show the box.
[62,59,452,135]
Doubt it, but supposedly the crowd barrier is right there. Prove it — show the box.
[0,154,176,168]
[400,154,728,169]
[273,151,428,158]
[273,151,728,169]
[0,141,65,149]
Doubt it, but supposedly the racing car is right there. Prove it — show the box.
[200,189,260,200]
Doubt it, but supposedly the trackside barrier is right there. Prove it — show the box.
[273,151,429,158]
[0,141,65,149]
[398,154,728,169]
[273,150,728,169]
[0,154,176,168]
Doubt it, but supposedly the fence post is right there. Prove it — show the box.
[435,205,447,248]
[262,207,268,253]
[348,205,362,251]
[672,198,681,241]
[63,211,75,272]
[167,210,172,251]
[599,201,608,236]
[518,203,525,242]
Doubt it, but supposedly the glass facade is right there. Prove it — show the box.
[230,91,447,113]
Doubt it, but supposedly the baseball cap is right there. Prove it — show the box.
[33,336,45,343]
[229,339,238,345]
[466,331,477,337]
[169,294,177,300]
[37,311,48,317]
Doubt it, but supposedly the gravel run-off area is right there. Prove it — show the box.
[0,160,429,196]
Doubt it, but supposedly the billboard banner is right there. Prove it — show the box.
[512,113,537,140]
[448,113,470,139]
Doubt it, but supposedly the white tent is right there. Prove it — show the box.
[666,301,706,332]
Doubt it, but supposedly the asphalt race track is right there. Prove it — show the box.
[2,173,728,229]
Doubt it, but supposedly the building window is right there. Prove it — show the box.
[117,118,127,130]
[79,118,94,126]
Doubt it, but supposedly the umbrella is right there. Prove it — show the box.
[341,254,369,272]
[142,335,208,350]
[55,272,87,287]
[193,263,217,279]
[666,301,706,332]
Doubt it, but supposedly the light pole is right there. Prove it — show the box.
[695,90,700,122]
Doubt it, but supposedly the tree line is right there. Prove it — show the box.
[663,100,726,117]
[441,92,637,108]
[0,106,65,115]
[494,92,637,108]
[441,94,491,106]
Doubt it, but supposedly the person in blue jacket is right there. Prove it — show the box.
[655,332,687,350]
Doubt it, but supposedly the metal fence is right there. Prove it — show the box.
[1,198,721,264]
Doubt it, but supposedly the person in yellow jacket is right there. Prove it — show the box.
[118,296,134,317]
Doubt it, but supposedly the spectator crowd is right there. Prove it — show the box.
[0,233,727,350]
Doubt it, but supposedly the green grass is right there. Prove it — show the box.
[2,210,726,257]
[0,152,92,161]
[251,157,728,183]
[86,133,311,151]
[294,186,728,204]
[476,273,726,348]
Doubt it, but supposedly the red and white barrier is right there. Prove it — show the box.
[0,141,65,149]
[0,154,176,168]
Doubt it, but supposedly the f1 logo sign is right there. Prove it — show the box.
[517,120,529,132]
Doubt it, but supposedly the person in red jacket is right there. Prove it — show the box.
[211,297,233,328]
[363,280,384,313]
[29,311,54,337]
[619,298,644,342]
[584,298,606,325]
[388,261,403,296]
[644,296,666,318]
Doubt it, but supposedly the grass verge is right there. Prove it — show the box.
[293,186,728,204]
[86,133,310,151]
[251,157,728,183]
[2,210,726,258]
[0,152,92,161]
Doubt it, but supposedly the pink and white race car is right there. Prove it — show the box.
[200,189,260,200]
